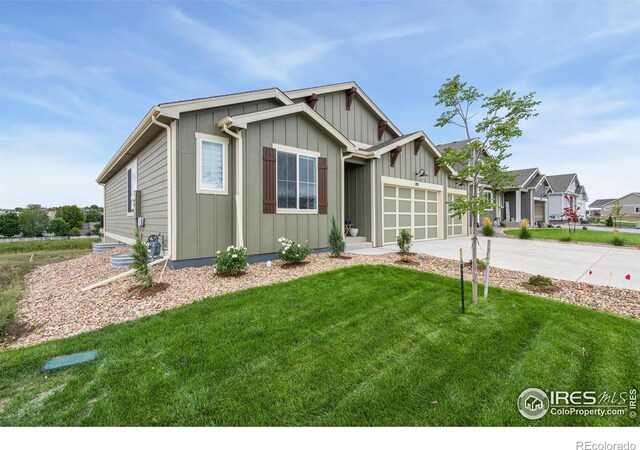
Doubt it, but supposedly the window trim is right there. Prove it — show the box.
[196,132,229,195]
[483,190,494,210]
[126,159,137,216]
[274,144,319,214]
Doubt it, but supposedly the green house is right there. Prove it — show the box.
[97,82,468,268]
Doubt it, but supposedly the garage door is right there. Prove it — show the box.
[383,184,439,245]
[447,194,467,237]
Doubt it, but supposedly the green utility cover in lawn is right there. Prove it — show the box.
[41,350,98,372]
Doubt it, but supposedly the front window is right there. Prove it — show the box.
[196,133,228,194]
[277,150,317,211]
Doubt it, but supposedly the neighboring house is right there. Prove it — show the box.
[599,193,640,219]
[97,82,468,269]
[502,168,551,224]
[546,173,586,221]
[436,138,504,230]
[588,198,615,217]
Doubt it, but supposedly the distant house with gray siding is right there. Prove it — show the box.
[546,173,587,221]
[97,82,468,268]
[597,193,640,219]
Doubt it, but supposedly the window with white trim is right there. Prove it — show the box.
[126,159,137,215]
[276,149,318,211]
[196,133,228,194]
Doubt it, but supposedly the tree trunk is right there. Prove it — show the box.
[471,179,479,305]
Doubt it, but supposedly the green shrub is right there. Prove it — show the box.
[605,215,614,227]
[528,275,553,286]
[481,217,495,236]
[559,233,572,242]
[277,237,311,264]
[610,232,625,246]
[396,229,413,253]
[70,227,81,236]
[469,258,487,270]
[547,223,554,228]
[57,205,86,230]
[0,212,20,237]
[499,221,506,228]
[518,219,532,239]
[215,245,247,275]
[130,228,152,288]
[327,215,345,257]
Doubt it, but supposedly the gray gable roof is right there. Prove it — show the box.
[546,174,577,193]
[525,174,546,189]
[435,138,476,152]
[589,198,616,208]
[505,168,539,188]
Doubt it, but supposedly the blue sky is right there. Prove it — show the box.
[1,1,639,208]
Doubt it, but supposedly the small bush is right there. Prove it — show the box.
[518,219,532,239]
[469,258,486,270]
[277,237,311,264]
[327,215,345,257]
[605,215,614,227]
[481,217,495,237]
[130,228,152,288]
[559,233,572,242]
[214,245,248,275]
[610,231,625,246]
[499,221,506,228]
[529,275,553,286]
[547,224,554,228]
[396,229,413,253]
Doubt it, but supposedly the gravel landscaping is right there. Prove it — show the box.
[3,248,639,350]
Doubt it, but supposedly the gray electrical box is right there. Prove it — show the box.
[137,216,145,228]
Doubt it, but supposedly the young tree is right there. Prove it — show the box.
[434,75,540,305]
[611,200,625,227]
[327,215,346,257]
[48,218,71,236]
[18,205,49,237]
[561,196,580,233]
[130,228,152,289]
[57,205,86,230]
[0,212,20,237]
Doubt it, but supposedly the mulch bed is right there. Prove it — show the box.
[520,282,562,295]
[126,282,170,299]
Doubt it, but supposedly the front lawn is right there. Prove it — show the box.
[505,228,640,246]
[0,265,638,426]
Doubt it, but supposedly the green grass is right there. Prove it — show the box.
[0,265,637,426]
[0,238,98,254]
[505,228,640,246]
[0,242,96,336]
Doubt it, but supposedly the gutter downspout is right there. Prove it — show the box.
[151,110,173,260]
[219,121,244,248]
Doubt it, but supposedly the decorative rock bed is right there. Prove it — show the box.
[2,248,639,350]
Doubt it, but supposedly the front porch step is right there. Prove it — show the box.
[345,236,373,251]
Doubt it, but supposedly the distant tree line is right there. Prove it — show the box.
[0,204,103,238]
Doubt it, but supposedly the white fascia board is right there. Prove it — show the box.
[381,175,444,192]
[285,82,403,137]
[160,89,293,119]
[96,106,158,184]
[219,104,356,152]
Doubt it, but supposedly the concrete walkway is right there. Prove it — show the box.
[349,236,640,292]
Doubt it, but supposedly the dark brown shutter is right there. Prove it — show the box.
[318,157,328,214]
[263,147,276,214]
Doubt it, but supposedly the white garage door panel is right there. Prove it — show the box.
[383,184,439,245]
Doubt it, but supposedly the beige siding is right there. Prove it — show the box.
[244,114,343,255]
[104,132,168,248]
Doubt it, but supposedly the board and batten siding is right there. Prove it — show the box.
[175,99,296,261]
[373,142,450,244]
[344,162,372,240]
[295,93,395,146]
[244,114,343,256]
[104,132,168,248]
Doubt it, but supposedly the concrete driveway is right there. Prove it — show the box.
[350,236,640,292]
